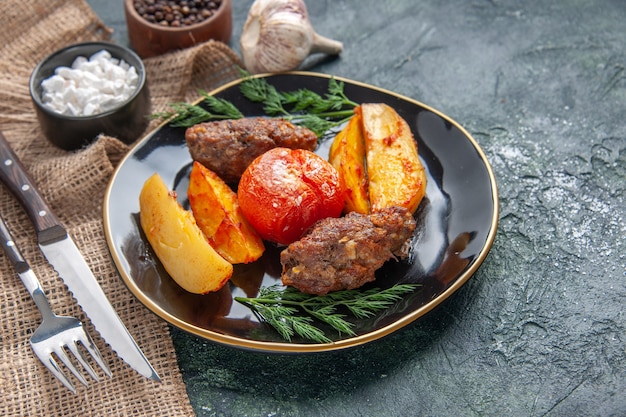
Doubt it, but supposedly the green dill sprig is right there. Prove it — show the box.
[234,283,419,343]
[150,91,244,127]
[239,75,358,114]
[239,75,357,136]
[150,72,358,137]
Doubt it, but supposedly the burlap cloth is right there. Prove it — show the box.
[0,1,243,415]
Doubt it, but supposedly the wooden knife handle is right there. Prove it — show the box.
[0,131,66,243]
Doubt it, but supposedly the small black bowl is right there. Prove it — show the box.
[29,41,151,150]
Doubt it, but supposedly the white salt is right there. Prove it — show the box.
[40,49,139,117]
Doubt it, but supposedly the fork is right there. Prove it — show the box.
[0,214,112,393]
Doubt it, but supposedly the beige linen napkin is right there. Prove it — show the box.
[0,1,242,415]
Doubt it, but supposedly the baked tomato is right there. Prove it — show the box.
[238,147,346,245]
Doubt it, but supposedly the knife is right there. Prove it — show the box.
[0,131,160,382]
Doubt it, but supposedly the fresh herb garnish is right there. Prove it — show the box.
[234,283,419,343]
[150,91,244,127]
[151,71,358,137]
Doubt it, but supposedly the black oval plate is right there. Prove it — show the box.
[103,72,499,353]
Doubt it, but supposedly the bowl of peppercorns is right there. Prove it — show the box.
[124,0,232,58]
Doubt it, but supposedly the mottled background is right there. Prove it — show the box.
[88,1,625,416]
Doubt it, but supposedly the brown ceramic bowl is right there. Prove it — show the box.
[29,41,150,150]
[124,0,233,58]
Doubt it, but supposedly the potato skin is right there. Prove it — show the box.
[328,108,370,214]
[361,103,426,213]
[329,104,426,214]
[139,173,233,294]
[188,162,265,264]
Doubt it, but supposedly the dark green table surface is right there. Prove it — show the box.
[87,1,625,416]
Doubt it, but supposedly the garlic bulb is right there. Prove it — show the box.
[240,0,343,74]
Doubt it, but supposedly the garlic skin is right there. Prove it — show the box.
[240,0,343,74]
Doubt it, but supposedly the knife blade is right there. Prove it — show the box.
[0,131,159,381]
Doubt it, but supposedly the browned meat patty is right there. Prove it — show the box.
[186,117,318,183]
[280,206,416,295]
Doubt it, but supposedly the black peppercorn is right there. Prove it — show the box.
[133,0,222,27]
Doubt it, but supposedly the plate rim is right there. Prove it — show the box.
[103,71,499,353]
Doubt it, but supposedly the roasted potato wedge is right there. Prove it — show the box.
[361,103,426,213]
[187,163,225,238]
[328,108,370,214]
[188,162,265,264]
[139,173,233,294]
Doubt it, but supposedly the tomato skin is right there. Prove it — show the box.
[238,148,346,245]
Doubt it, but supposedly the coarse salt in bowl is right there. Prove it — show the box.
[30,41,150,150]
[40,50,139,117]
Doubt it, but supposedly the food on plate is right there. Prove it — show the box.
[139,173,233,294]
[238,147,346,246]
[142,101,425,297]
[188,161,265,264]
[328,109,370,214]
[363,103,427,213]
[186,117,318,183]
[280,206,417,295]
[329,103,427,214]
